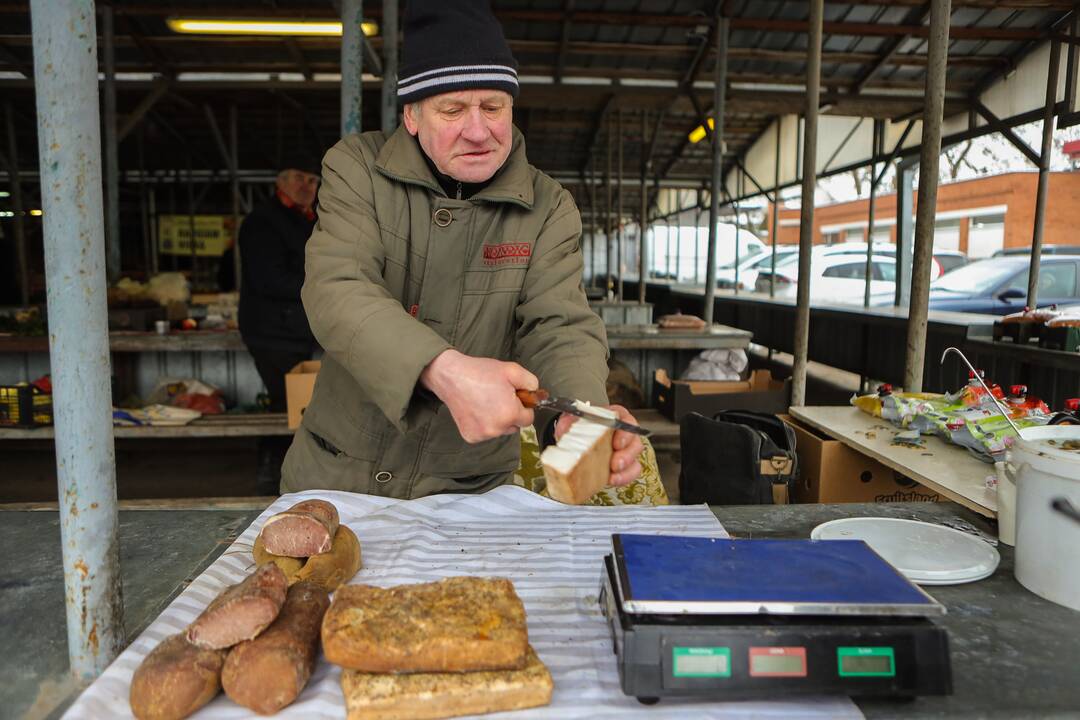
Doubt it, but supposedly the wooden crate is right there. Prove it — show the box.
[992,321,1042,345]
[1039,326,1080,353]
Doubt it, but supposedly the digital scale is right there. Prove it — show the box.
[600,534,953,704]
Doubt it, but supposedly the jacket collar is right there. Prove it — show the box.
[374,125,534,209]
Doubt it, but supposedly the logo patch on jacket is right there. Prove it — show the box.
[482,242,532,266]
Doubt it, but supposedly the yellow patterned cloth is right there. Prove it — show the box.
[511,426,669,506]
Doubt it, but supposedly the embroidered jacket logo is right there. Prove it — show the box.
[482,242,532,266]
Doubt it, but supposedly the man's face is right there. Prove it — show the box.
[277,169,320,209]
[403,90,513,184]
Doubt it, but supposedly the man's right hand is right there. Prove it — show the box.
[419,349,538,443]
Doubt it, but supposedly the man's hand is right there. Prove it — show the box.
[420,349,538,443]
[554,404,644,487]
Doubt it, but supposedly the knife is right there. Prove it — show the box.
[516,389,651,437]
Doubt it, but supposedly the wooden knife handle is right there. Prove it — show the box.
[515,388,550,408]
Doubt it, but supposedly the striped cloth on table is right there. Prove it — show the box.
[63,485,861,719]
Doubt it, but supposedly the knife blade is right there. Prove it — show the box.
[516,389,651,437]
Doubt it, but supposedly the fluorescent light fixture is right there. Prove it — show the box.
[167,17,379,37]
[29,209,43,216]
[0,191,9,197]
[688,117,715,144]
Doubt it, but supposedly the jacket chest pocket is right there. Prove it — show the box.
[462,266,528,296]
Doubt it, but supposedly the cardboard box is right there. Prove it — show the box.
[779,414,942,504]
[652,368,790,422]
[286,361,321,429]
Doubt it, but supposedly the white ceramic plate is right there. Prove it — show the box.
[810,517,1000,586]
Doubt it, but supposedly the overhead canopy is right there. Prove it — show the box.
[0,1,1073,220]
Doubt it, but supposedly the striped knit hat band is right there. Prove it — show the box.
[397,1,519,105]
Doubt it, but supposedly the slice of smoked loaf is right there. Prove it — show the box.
[258,499,340,557]
[322,576,528,673]
[129,633,226,720]
[253,524,362,593]
[222,581,330,714]
[186,563,288,650]
[540,406,616,505]
[341,645,553,720]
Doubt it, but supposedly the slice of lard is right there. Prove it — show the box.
[539,402,616,475]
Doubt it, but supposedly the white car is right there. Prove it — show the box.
[715,248,798,290]
[756,254,898,303]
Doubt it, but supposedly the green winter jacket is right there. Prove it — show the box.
[280,125,609,499]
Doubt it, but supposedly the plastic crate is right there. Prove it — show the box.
[0,384,53,427]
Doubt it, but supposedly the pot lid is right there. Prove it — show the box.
[810,517,1000,586]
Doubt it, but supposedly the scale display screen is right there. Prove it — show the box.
[837,647,896,677]
[672,647,731,678]
[749,647,807,677]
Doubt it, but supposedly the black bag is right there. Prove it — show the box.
[678,410,798,506]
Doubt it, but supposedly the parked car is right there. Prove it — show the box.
[716,248,798,290]
[992,245,1080,257]
[927,255,1080,315]
[756,255,897,304]
[755,243,957,299]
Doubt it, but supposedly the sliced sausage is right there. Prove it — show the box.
[186,563,287,650]
[221,581,330,714]
[129,633,226,720]
[258,499,339,557]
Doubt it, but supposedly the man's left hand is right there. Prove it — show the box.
[553,404,644,487]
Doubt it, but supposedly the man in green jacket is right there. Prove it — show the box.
[281,0,643,499]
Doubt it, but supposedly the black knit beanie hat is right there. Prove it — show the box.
[397,0,519,105]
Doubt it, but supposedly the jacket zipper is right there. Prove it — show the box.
[456,181,462,200]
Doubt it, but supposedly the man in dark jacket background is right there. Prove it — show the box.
[237,154,321,493]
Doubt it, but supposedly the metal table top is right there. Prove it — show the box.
[713,502,1080,719]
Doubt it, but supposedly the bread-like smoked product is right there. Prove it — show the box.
[129,633,226,720]
[341,645,553,720]
[322,576,529,673]
[259,499,340,557]
[186,562,288,649]
[253,524,362,593]
[539,404,616,505]
[222,581,331,715]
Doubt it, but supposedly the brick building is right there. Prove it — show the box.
[768,171,1080,257]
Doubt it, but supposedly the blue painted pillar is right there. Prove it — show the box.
[30,0,125,681]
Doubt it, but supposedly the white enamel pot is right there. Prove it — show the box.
[1003,425,1080,612]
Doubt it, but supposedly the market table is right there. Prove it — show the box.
[605,323,754,401]
[7,499,1076,719]
[789,405,998,518]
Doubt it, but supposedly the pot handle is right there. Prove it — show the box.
[994,460,1017,487]
[1051,498,1080,525]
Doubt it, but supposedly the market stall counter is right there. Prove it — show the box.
[6,497,1076,719]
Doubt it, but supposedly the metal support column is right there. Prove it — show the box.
[703,13,729,324]
[617,107,624,300]
[230,104,242,292]
[903,0,951,393]
[5,104,29,305]
[639,110,648,303]
[341,0,364,136]
[894,158,917,307]
[381,0,398,133]
[30,0,124,681]
[864,118,883,308]
[770,117,781,298]
[791,0,824,407]
[149,188,159,275]
[1028,39,1062,309]
[606,115,613,296]
[102,4,120,283]
[734,172,742,295]
[589,155,599,287]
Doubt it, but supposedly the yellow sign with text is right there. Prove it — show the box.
[158,215,237,257]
